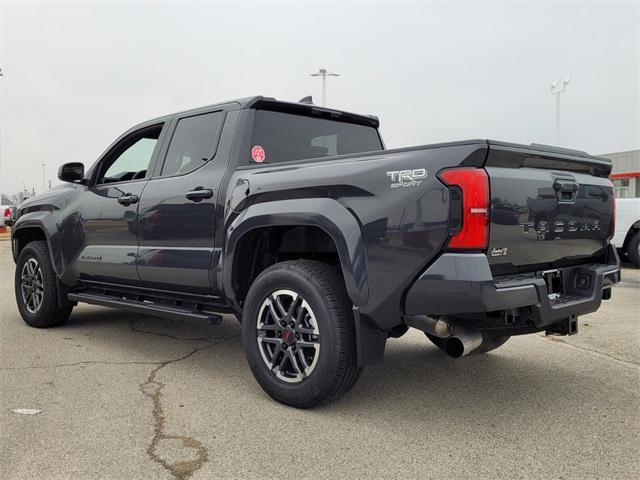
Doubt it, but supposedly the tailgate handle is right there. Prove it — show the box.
[553,179,579,202]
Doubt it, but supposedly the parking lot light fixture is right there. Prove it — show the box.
[550,75,572,145]
[310,68,340,107]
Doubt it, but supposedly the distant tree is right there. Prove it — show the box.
[1,193,13,205]
[9,191,27,205]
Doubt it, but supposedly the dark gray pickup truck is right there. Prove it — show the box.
[12,96,620,407]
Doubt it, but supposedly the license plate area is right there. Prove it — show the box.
[542,269,563,299]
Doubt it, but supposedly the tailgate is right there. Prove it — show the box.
[485,142,614,274]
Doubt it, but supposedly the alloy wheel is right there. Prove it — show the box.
[21,257,44,314]
[256,289,320,383]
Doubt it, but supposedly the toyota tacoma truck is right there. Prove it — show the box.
[12,96,620,407]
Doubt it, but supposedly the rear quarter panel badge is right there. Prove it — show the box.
[386,169,427,188]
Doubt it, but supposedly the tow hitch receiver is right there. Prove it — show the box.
[546,315,578,336]
[542,269,563,300]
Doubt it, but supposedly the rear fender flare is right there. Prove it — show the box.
[223,198,368,310]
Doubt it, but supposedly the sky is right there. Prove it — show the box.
[0,0,638,197]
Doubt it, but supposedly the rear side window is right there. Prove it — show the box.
[249,110,382,164]
[160,111,225,176]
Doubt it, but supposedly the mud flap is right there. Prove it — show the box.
[56,277,77,308]
[353,307,386,366]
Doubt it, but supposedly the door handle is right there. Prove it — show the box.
[186,188,213,202]
[117,193,139,206]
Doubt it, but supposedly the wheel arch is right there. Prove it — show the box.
[12,212,64,276]
[622,220,640,250]
[223,198,368,311]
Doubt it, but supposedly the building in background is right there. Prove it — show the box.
[601,149,640,198]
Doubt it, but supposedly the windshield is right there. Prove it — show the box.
[249,110,382,165]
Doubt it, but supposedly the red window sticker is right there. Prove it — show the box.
[251,145,266,163]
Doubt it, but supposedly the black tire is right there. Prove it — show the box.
[627,231,640,268]
[242,260,362,408]
[425,323,510,355]
[15,241,73,328]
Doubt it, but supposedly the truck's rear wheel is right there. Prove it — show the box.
[425,328,510,355]
[242,260,361,408]
[627,231,640,268]
[15,241,73,328]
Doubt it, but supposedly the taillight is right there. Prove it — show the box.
[438,167,490,250]
[610,186,616,238]
[3,208,10,218]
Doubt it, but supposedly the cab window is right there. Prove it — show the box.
[96,125,163,184]
[248,110,382,165]
[160,111,225,177]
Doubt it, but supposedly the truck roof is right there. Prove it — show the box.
[135,96,380,131]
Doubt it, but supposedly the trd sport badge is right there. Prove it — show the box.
[386,168,427,188]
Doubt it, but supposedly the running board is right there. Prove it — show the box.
[67,292,223,324]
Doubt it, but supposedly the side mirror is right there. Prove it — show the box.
[58,162,85,183]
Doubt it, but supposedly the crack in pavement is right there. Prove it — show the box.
[1,318,227,371]
[139,334,239,480]
[129,318,224,342]
[3,316,240,479]
[0,322,221,371]
[540,335,639,369]
[0,360,161,371]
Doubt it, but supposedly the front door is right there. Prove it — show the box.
[67,123,167,285]
[136,109,229,294]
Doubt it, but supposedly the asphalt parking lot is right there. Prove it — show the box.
[1,240,638,480]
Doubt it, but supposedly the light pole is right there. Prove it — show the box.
[41,162,46,193]
[310,68,340,106]
[550,76,571,145]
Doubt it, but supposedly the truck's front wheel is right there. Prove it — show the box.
[242,260,361,408]
[15,241,73,328]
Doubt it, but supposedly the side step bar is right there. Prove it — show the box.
[68,292,223,324]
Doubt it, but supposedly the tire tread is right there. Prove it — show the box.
[243,260,361,407]
[278,260,361,407]
[15,241,72,328]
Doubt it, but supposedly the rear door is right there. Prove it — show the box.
[136,108,233,294]
[485,143,614,274]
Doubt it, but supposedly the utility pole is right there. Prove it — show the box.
[310,68,340,106]
[41,162,46,193]
[550,76,571,145]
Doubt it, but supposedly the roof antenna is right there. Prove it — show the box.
[298,95,314,104]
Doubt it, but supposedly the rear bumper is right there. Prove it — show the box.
[404,245,620,329]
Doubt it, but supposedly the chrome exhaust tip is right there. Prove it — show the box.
[443,328,483,358]
[405,315,484,357]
